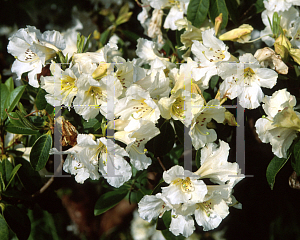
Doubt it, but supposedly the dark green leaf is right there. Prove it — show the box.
[187,0,210,28]
[2,159,13,183]
[4,85,26,121]
[15,110,39,130]
[153,121,175,157]
[152,178,165,195]
[203,91,212,101]
[4,77,14,92]
[292,140,300,176]
[94,189,128,215]
[266,154,291,190]
[173,120,184,145]
[14,157,43,193]
[5,123,39,135]
[210,75,219,90]
[3,205,31,240]
[0,84,9,121]
[225,0,238,25]
[196,149,201,168]
[122,30,140,42]
[100,29,110,46]
[5,164,22,191]
[0,214,9,240]
[83,117,102,132]
[209,0,228,29]
[8,112,26,128]
[30,133,52,171]
[82,34,91,53]
[17,102,28,115]
[255,0,265,13]
[35,88,47,110]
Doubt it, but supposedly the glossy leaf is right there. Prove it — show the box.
[3,205,31,240]
[292,140,300,176]
[6,123,39,135]
[255,0,265,13]
[225,0,238,25]
[209,0,228,29]
[153,121,175,157]
[4,77,14,92]
[196,149,201,169]
[0,214,9,240]
[30,133,53,171]
[266,154,291,190]
[94,189,128,215]
[4,85,26,121]
[35,88,47,110]
[5,164,22,191]
[187,0,210,28]
[0,84,9,121]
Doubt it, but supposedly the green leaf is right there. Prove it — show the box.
[100,29,111,47]
[0,84,9,121]
[225,0,238,25]
[292,140,300,176]
[5,164,22,191]
[210,75,219,90]
[5,123,39,135]
[35,88,47,110]
[173,120,184,146]
[14,157,43,193]
[82,34,91,53]
[3,205,31,240]
[187,0,210,28]
[2,159,13,183]
[30,133,52,171]
[4,77,14,92]
[196,149,201,169]
[94,189,128,215]
[15,110,39,130]
[7,112,26,128]
[266,154,291,190]
[153,121,175,157]
[209,0,228,29]
[4,85,26,121]
[0,214,9,240]
[82,117,102,132]
[122,30,140,42]
[203,91,212,101]
[255,0,265,13]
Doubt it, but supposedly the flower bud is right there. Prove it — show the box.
[219,24,253,43]
[214,13,223,36]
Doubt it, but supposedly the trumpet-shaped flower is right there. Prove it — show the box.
[255,89,300,158]
[7,26,65,87]
[113,119,160,170]
[191,28,231,87]
[219,53,278,109]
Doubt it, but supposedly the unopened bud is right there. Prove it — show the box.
[223,110,239,126]
[219,24,253,43]
[214,13,223,35]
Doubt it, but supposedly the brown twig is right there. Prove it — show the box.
[31,158,64,198]
[156,157,166,171]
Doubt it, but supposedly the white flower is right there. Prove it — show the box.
[138,193,172,222]
[74,74,123,121]
[40,62,79,108]
[114,84,161,123]
[263,0,300,12]
[255,89,300,158]
[54,134,131,187]
[194,140,243,185]
[219,53,278,109]
[189,99,225,150]
[289,17,300,48]
[191,28,231,87]
[161,165,208,205]
[7,26,65,87]
[114,119,160,170]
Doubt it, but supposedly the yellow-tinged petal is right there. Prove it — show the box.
[289,48,300,65]
[219,24,253,43]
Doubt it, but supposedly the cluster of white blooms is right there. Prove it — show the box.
[138,140,242,237]
[6,0,300,237]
